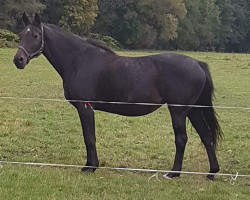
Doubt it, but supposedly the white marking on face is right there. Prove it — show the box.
[26,28,31,34]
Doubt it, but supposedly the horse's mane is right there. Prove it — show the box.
[45,24,116,55]
[86,38,116,54]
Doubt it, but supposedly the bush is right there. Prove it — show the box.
[0,29,19,48]
[90,33,122,50]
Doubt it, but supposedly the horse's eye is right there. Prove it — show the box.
[33,34,39,39]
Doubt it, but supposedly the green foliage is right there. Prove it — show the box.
[224,0,250,52]
[90,33,122,50]
[215,0,235,51]
[59,0,98,35]
[0,0,45,32]
[171,0,250,52]
[95,0,187,49]
[95,0,250,51]
[0,29,19,42]
[172,0,221,51]
[0,29,19,48]
[41,0,65,25]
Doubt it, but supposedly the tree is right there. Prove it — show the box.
[93,0,124,36]
[41,0,65,25]
[225,0,250,52]
[172,0,220,51]
[214,0,235,51]
[94,0,186,49]
[130,0,187,48]
[59,0,98,35]
[0,0,45,32]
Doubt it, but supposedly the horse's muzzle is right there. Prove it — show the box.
[13,51,28,69]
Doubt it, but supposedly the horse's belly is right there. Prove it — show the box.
[95,104,161,117]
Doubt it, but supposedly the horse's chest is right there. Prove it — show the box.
[63,78,95,100]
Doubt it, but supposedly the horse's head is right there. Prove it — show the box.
[13,13,44,69]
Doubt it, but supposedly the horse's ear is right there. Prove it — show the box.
[34,13,41,25]
[22,12,30,26]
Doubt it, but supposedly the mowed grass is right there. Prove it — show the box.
[0,48,250,199]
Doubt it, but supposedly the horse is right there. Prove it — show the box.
[13,13,222,181]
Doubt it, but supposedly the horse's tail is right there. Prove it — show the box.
[196,61,223,147]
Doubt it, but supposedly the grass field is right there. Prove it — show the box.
[0,48,250,199]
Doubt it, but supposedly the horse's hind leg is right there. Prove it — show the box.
[188,108,219,181]
[164,107,190,179]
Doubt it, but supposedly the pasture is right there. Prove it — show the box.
[0,48,250,199]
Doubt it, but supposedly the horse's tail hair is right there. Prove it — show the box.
[196,61,223,148]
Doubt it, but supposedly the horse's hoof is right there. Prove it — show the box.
[163,172,180,180]
[81,167,97,173]
[206,175,216,181]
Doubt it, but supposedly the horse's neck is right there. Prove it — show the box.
[42,25,83,79]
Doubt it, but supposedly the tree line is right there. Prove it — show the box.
[0,0,250,52]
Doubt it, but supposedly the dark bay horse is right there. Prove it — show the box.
[14,13,222,181]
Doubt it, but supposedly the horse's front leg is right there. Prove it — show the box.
[74,102,99,173]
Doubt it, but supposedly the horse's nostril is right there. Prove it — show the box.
[18,56,24,63]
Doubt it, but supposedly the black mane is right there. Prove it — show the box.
[86,38,116,55]
[44,23,116,55]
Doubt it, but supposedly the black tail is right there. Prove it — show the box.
[197,61,222,147]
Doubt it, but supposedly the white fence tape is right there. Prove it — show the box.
[1,96,250,110]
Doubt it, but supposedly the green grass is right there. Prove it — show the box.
[0,48,250,199]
